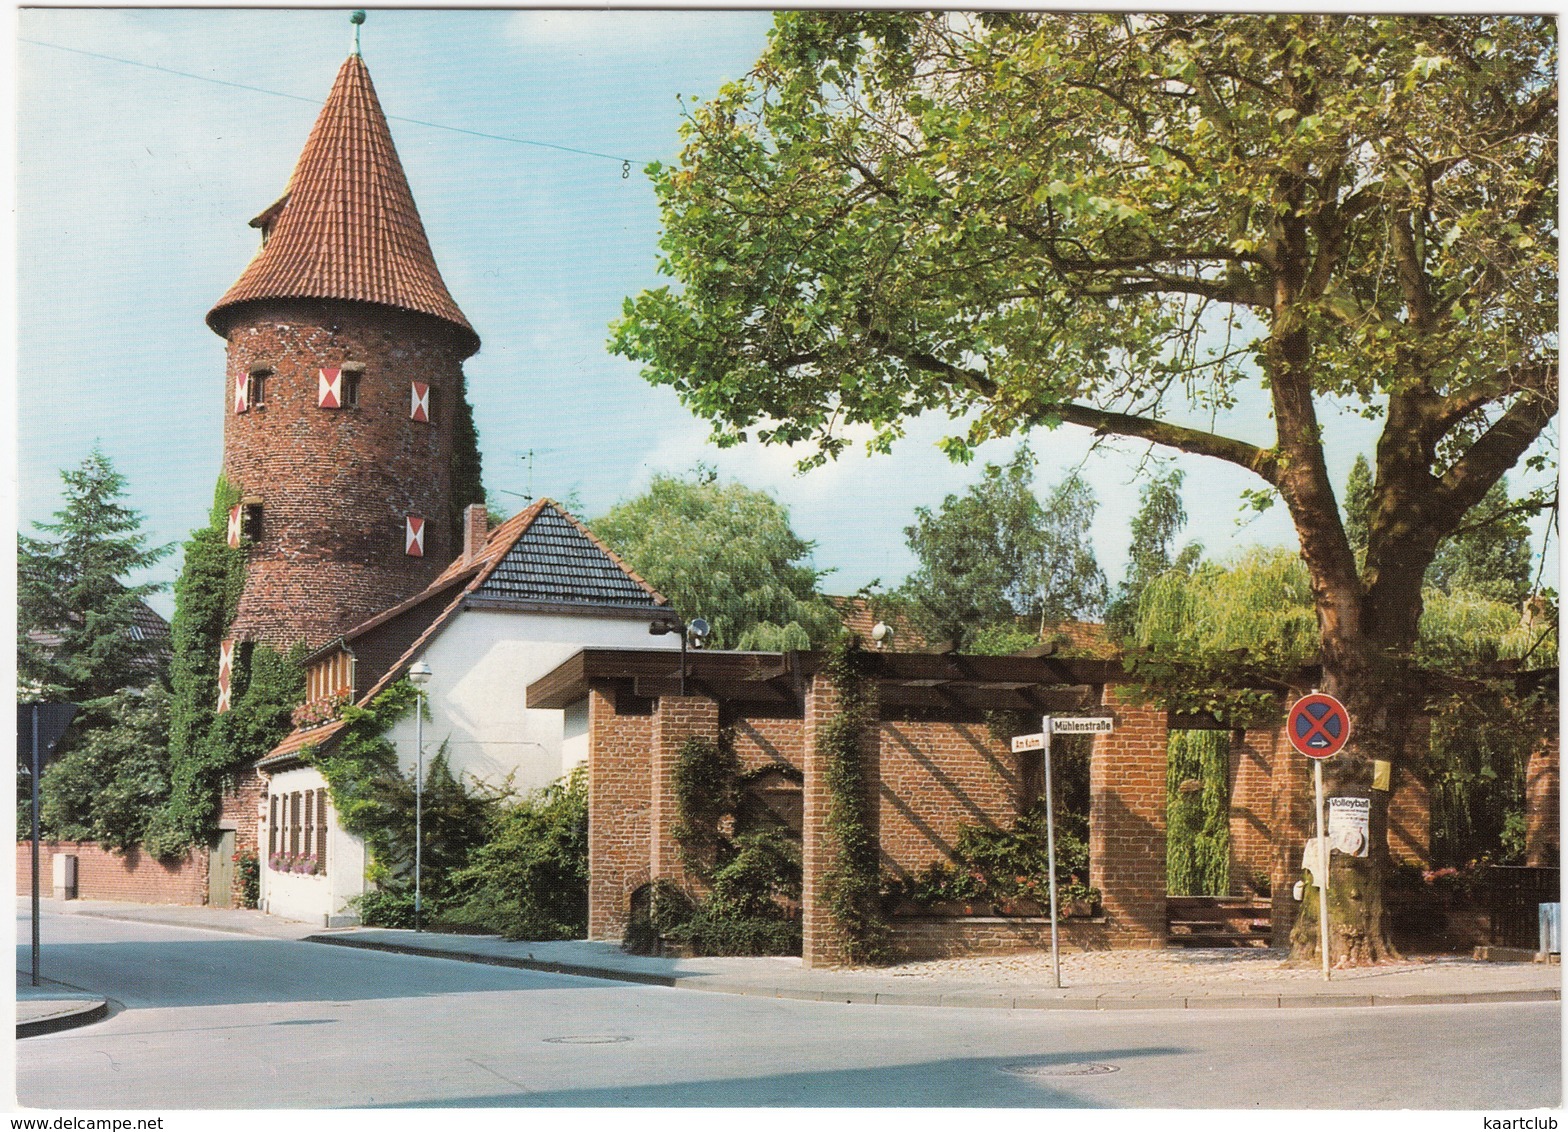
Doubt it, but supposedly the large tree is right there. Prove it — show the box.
[897,447,1106,649]
[591,470,843,651]
[612,13,1558,962]
[18,447,171,703]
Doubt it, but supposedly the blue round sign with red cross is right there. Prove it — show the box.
[1287,693,1352,759]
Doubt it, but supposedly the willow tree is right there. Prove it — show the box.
[613,13,1558,963]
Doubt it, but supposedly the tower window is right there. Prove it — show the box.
[242,502,263,542]
[247,367,271,410]
[341,363,364,408]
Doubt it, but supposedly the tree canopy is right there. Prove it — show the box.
[894,447,1105,648]
[612,12,1558,960]
[590,470,843,650]
[18,447,172,703]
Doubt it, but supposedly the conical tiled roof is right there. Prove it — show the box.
[207,53,477,353]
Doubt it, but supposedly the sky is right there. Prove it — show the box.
[14,7,1558,621]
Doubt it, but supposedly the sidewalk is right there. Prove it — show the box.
[18,898,1560,1030]
[305,928,1562,1011]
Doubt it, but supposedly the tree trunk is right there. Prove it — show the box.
[1287,653,1416,965]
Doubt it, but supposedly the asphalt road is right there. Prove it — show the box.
[15,911,1561,1109]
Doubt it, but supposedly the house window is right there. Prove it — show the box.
[341,364,364,408]
[247,367,271,410]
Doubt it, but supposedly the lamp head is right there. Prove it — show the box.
[686,618,710,649]
[408,659,433,686]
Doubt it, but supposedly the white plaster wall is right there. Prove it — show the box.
[261,764,368,927]
[384,611,679,796]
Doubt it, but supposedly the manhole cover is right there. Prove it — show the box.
[1000,1062,1119,1078]
[542,1035,633,1045]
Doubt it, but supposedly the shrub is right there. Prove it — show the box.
[443,767,589,940]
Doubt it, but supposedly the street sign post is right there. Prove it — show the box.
[1286,692,1351,981]
[18,703,78,986]
[1013,716,1115,988]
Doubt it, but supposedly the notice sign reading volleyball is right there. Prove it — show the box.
[1286,693,1351,759]
[1328,796,1371,857]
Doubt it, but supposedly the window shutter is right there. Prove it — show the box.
[269,794,279,858]
[227,505,242,549]
[290,791,302,856]
[410,382,430,422]
[216,639,234,714]
[234,372,249,414]
[316,790,329,877]
[303,790,314,867]
[405,516,425,557]
[318,367,343,409]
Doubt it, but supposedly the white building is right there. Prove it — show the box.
[258,500,680,925]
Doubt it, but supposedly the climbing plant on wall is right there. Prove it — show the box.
[147,477,303,858]
[819,638,890,964]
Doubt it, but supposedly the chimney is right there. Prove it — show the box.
[463,504,489,562]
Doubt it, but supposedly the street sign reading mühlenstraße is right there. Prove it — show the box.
[1050,717,1115,735]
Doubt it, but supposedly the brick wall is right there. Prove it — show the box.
[1388,716,1432,866]
[220,763,269,906]
[877,720,1019,879]
[890,915,1110,960]
[731,716,804,774]
[586,687,654,940]
[221,299,469,650]
[1525,739,1560,867]
[1229,725,1279,895]
[1088,685,1168,946]
[17,840,207,905]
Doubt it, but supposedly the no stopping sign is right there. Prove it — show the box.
[1287,693,1351,759]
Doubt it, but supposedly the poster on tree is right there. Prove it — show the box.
[1328,796,1372,857]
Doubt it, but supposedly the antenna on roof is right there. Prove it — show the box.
[350,10,366,56]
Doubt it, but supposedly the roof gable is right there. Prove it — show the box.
[266,499,666,767]
[474,505,664,608]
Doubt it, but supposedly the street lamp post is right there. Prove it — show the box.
[408,659,433,932]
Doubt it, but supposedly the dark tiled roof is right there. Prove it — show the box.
[264,499,666,767]
[476,507,663,608]
[207,53,476,352]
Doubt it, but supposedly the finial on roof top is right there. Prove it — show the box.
[351,10,366,56]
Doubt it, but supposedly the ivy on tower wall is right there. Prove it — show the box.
[146,476,303,857]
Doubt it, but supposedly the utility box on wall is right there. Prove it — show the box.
[52,853,77,900]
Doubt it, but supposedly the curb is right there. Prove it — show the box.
[17,998,111,1039]
[302,934,1561,1012]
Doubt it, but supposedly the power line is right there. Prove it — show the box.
[20,38,642,171]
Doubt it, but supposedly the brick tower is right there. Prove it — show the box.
[207,49,480,650]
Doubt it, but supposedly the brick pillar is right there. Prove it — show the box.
[1525,739,1559,867]
[1387,716,1431,867]
[586,687,654,941]
[1267,707,1312,946]
[801,670,880,968]
[1088,685,1168,947]
[1229,726,1279,896]
[650,694,720,886]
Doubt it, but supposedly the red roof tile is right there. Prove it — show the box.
[208,53,476,353]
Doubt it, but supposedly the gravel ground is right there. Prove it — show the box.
[858,947,1482,986]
